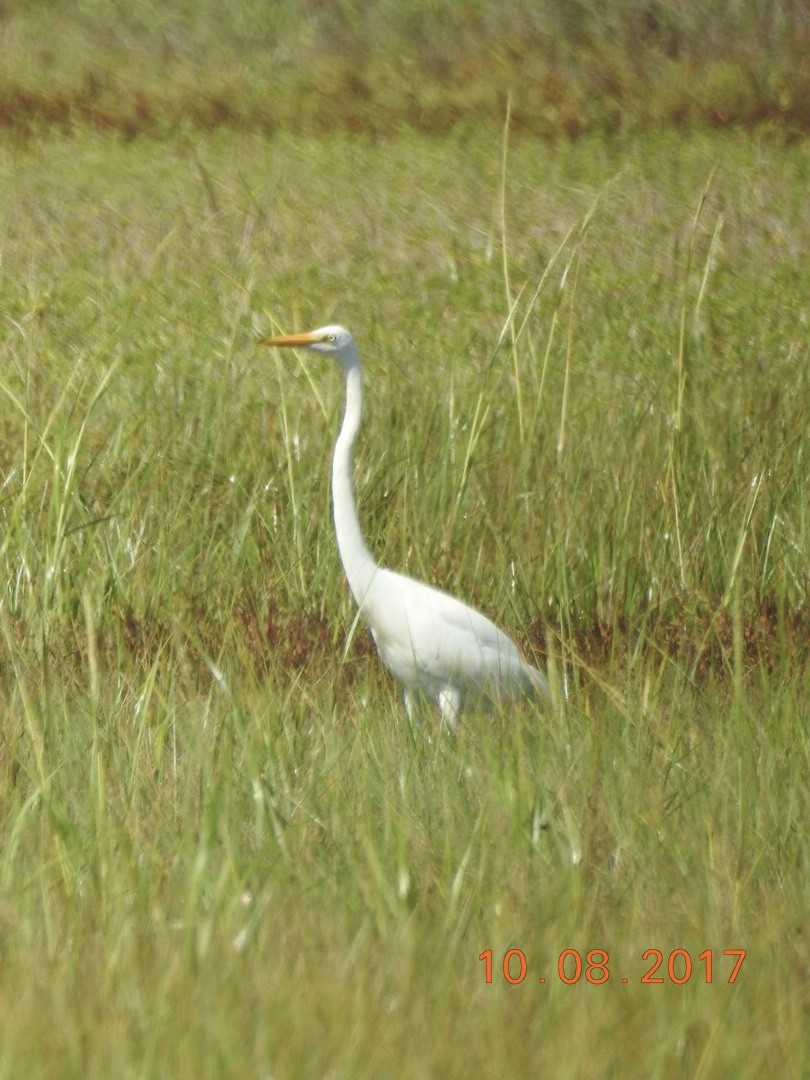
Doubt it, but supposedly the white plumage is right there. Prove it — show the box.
[262,324,547,724]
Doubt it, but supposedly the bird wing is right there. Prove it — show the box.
[362,568,536,698]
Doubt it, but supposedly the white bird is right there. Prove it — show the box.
[261,324,547,725]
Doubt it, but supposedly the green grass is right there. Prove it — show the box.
[0,0,807,138]
[0,127,808,1076]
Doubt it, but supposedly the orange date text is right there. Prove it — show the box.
[478,948,746,986]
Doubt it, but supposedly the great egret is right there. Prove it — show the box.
[261,325,547,725]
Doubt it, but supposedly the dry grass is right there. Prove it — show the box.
[0,0,807,138]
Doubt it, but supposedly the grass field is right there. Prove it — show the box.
[0,4,809,1076]
[1,0,807,138]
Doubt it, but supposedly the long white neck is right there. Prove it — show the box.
[332,350,378,606]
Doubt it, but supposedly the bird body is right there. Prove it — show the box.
[262,324,547,724]
[363,566,547,720]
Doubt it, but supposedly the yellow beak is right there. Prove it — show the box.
[260,331,323,348]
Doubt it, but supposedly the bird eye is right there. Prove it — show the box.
[326,334,337,343]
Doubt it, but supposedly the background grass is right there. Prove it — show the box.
[0,3,809,1077]
[0,0,807,137]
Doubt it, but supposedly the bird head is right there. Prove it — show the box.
[260,324,358,370]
